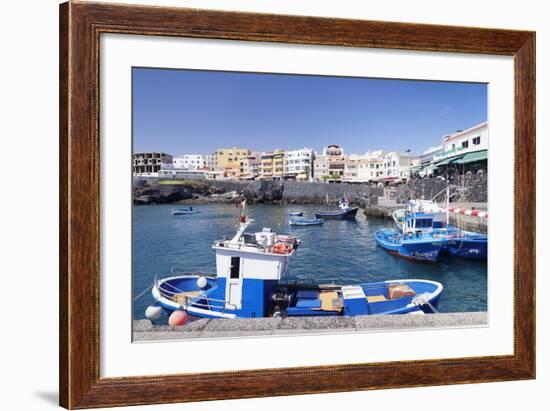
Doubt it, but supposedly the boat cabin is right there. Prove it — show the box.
[207,224,300,318]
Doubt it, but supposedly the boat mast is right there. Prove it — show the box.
[446,185,450,227]
[230,199,251,244]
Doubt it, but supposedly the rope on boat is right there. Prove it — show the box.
[412,292,439,313]
[133,284,153,302]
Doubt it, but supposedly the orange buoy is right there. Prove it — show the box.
[168,310,189,326]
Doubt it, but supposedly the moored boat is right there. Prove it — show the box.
[407,189,487,260]
[374,210,445,262]
[315,197,358,220]
[172,207,200,215]
[433,226,487,259]
[289,217,324,226]
[289,211,304,217]
[374,229,445,262]
[146,209,443,321]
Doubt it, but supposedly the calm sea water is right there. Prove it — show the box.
[132,204,487,319]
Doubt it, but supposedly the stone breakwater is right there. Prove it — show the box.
[133,178,383,206]
[133,175,487,206]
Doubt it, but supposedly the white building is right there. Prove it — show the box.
[434,121,488,162]
[173,154,205,170]
[342,151,386,183]
[205,153,218,171]
[382,152,419,181]
[284,148,314,181]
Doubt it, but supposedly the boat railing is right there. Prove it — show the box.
[156,277,237,312]
[169,268,217,277]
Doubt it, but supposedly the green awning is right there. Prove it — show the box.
[433,154,464,166]
[454,150,488,164]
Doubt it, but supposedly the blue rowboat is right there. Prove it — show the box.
[289,217,324,226]
[146,216,443,321]
[172,207,200,215]
[374,229,445,262]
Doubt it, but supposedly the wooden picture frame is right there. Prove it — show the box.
[59,1,535,408]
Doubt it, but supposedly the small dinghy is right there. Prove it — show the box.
[289,212,303,217]
[172,207,200,215]
[289,217,324,226]
[315,197,358,220]
[145,203,443,321]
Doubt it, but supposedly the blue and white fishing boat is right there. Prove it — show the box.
[289,217,324,226]
[315,197,358,220]
[172,207,200,215]
[434,226,488,260]
[408,189,487,260]
[374,210,445,262]
[146,211,443,320]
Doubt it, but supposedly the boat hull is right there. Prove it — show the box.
[315,207,358,220]
[289,218,324,226]
[442,237,487,259]
[152,276,443,319]
[434,227,488,260]
[374,230,444,262]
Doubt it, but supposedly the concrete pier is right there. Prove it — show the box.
[133,312,487,341]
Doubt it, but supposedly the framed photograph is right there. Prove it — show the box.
[59,1,535,408]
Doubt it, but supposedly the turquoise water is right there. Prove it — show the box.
[133,204,487,319]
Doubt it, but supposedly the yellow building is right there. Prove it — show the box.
[215,147,250,177]
[260,149,285,180]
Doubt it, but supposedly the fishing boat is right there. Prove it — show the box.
[289,217,324,226]
[172,207,200,215]
[145,211,443,320]
[434,226,488,259]
[315,197,358,220]
[374,210,445,262]
[408,188,487,260]
[407,199,446,228]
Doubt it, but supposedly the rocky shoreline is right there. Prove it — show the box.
[133,178,382,206]
[133,176,488,210]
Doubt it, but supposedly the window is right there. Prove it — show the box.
[230,257,240,279]
[462,141,469,149]
[473,136,481,145]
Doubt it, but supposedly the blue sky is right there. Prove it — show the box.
[133,67,487,156]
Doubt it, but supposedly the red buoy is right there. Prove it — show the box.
[168,310,189,326]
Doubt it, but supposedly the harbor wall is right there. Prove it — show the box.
[388,174,488,204]
[133,312,487,341]
[133,175,486,206]
[134,178,383,206]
